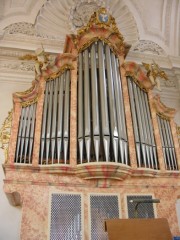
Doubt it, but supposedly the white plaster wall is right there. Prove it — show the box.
[0,80,31,240]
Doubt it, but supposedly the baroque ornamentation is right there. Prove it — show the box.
[69,1,105,31]
[64,8,130,57]
[142,61,168,91]
[0,62,34,72]
[19,47,54,76]
[152,95,176,120]
[14,78,40,107]
[0,110,13,163]
[132,40,166,55]
[177,126,180,145]
[4,22,37,36]
[122,61,153,91]
[164,79,176,88]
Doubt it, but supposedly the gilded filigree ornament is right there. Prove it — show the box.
[75,8,126,56]
[0,110,13,162]
[142,61,168,91]
[21,96,38,108]
[78,7,123,41]
[152,95,176,120]
[47,64,74,81]
[125,71,147,93]
[177,126,180,145]
[15,85,35,97]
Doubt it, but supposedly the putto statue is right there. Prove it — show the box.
[142,60,168,91]
[19,46,52,76]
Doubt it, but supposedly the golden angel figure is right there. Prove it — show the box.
[142,61,168,91]
[19,46,52,76]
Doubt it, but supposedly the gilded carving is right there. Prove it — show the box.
[78,8,123,37]
[74,8,126,56]
[0,110,13,162]
[122,62,153,91]
[47,64,74,81]
[142,61,168,91]
[19,46,54,77]
[14,79,39,108]
[177,126,180,145]
[152,95,176,119]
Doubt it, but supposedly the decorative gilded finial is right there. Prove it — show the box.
[142,60,168,91]
[78,7,123,39]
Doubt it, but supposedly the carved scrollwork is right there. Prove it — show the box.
[0,110,13,163]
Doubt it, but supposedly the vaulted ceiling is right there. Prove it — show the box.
[0,0,179,56]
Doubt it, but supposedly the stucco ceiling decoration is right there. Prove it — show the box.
[4,22,36,36]
[132,40,166,55]
[35,0,139,45]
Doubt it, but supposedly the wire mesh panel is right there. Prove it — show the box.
[90,195,120,240]
[127,195,155,219]
[50,193,82,240]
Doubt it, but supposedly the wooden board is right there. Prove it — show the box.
[104,218,172,240]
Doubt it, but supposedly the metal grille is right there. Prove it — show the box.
[39,70,71,165]
[127,77,159,169]
[77,41,129,164]
[157,115,178,170]
[90,195,119,240]
[50,193,82,240]
[127,195,155,219]
[15,103,36,164]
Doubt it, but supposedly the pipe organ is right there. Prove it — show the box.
[77,41,129,165]
[2,8,180,239]
[127,77,158,169]
[157,115,178,170]
[39,70,71,165]
[15,103,36,164]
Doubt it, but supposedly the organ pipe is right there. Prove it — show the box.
[15,103,36,164]
[127,77,158,169]
[39,70,70,165]
[77,41,129,164]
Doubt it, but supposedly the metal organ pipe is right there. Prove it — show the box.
[127,79,141,167]
[78,53,84,163]
[39,70,71,165]
[165,120,177,169]
[57,75,64,162]
[84,49,91,162]
[157,116,178,170]
[90,44,100,161]
[98,41,110,162]
[77,41,129,164]
[127,77,158,169]
[116,58,128,165]
[63,70,70,163]
[15,103,37,164]
[105,45,119,162]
